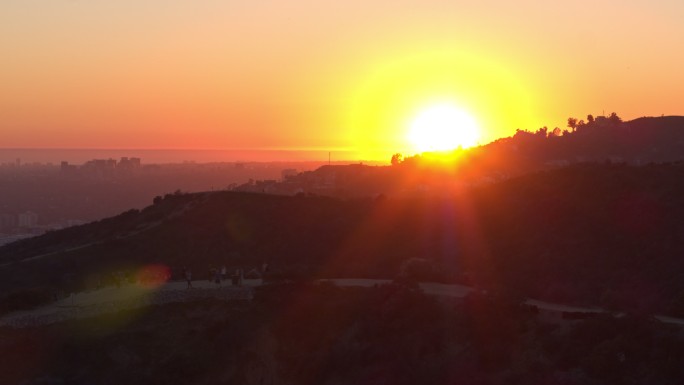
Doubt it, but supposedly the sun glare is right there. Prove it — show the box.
[408,104,480,152]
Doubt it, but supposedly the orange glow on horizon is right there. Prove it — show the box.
[339,47,537,159]
[1,1,682,161]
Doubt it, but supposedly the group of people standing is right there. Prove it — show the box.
[210,265,244,287]
[182,265,259,289]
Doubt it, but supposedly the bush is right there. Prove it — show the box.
[0,287,54,315]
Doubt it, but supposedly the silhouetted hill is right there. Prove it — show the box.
[2,162,684,315]
[398,115,684,181]
[0,191,376,293]
[623,116,684,156]
[555,115,684,163]
[257,116,684,198]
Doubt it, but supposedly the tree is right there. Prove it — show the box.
[567,117,578,132]
[514,128,533,138]
[609,112,622,125]
[391,153,403,166]
[577,119,586,131]
[587,114,595,124]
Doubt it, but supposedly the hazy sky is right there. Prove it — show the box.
[2,0,683,160]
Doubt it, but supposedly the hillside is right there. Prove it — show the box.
[473,162,684,315]
[502,115,684,165]
[2,283,684,385]
[2,162,684,316]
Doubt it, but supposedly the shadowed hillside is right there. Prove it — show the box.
[3,162,684,316]
[2,283,684,385]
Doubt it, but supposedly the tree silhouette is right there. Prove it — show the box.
[391,153,403,166]
[609,112,622,125]
[567,117,578,132]
[535,127,548,137]
[577,119,586,131]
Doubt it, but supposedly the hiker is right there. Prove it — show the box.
[185,268,193,289]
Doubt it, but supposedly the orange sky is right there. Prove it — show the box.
[1,0,683,161]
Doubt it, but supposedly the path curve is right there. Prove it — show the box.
[322,279,684,326]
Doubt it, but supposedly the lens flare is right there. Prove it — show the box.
[135,264,171,289]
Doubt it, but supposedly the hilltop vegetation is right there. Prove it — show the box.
[394,115,684,181]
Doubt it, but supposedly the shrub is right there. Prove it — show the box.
[0,287,54,315]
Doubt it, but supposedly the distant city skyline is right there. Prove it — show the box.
[0,148,384,165]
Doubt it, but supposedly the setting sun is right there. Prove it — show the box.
[407,104,480,152]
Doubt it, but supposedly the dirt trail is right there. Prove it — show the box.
[4,278,684,328]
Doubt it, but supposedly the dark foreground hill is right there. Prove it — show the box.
[2,283,684,385]
[2,162,684,315]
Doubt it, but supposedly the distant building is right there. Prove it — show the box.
[117,157,141,169]
[82,158,118,178]
[255,179,278,193]
[84,158,117,170]
[281,168,298,180]
[18,211,39,228]
[60,161,77,175]
[118,157,133,169]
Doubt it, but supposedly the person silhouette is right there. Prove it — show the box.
[185,268,193,289]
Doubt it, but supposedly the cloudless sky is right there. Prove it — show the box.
[1,0,683,160]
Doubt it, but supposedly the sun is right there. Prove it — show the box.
[407,103,481,152]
